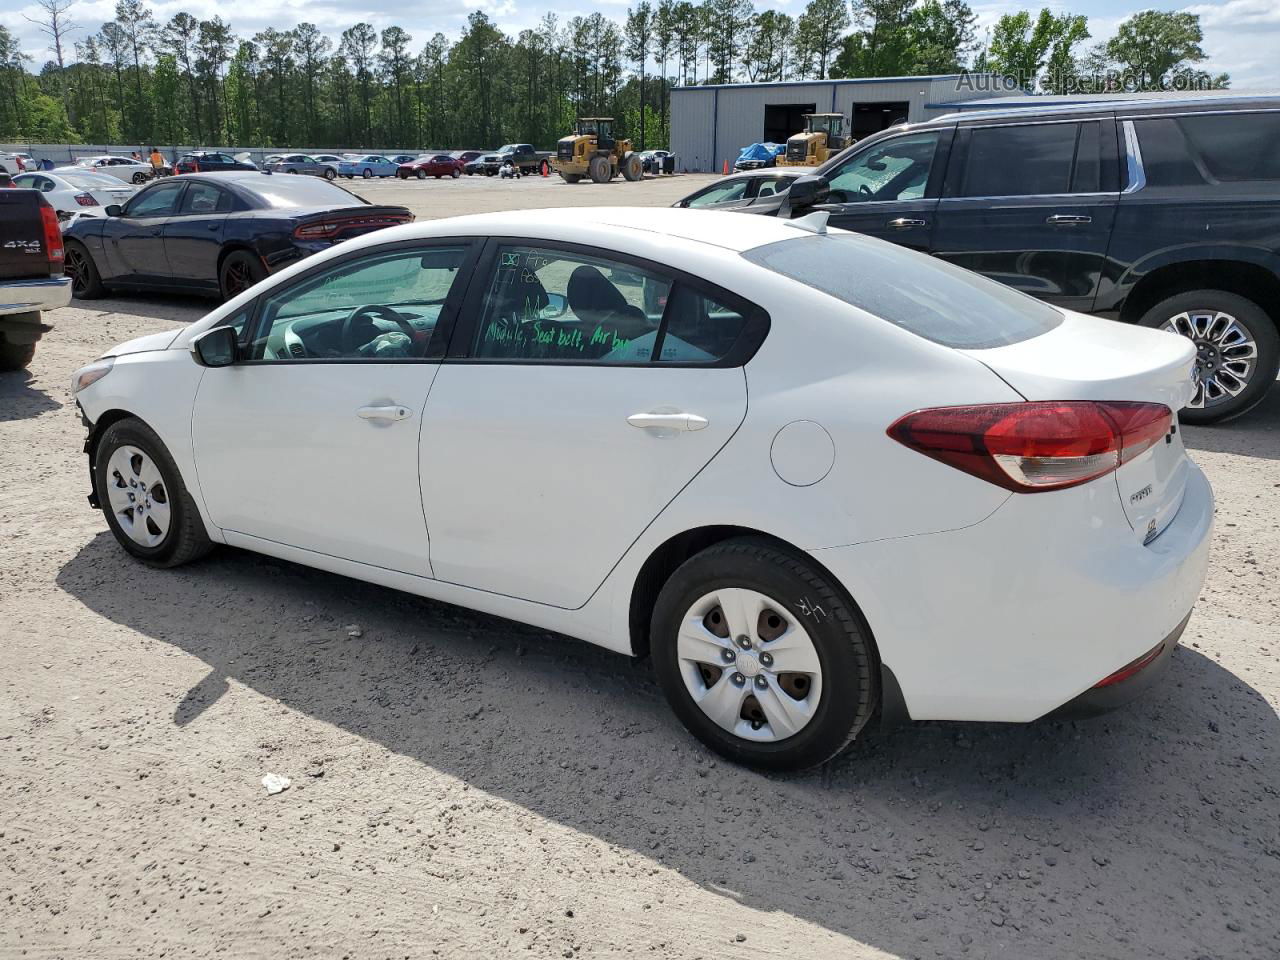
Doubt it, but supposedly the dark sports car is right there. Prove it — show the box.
[174,152,256,174]
[62,171,412,302]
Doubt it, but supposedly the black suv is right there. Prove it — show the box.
[756,94,1280,423]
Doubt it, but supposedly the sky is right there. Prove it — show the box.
[10,0,1279,90]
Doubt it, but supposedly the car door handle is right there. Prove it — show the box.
[887,217,927,228]
[357,405,412,422]
[627,412,709,432]
[1046,214,1092,225]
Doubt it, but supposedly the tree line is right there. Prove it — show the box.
[0,0,1227,152]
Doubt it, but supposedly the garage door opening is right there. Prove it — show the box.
[851,101,910,139]
[764,103,816,144]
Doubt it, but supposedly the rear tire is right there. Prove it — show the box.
[1138,289,1279,424]
[132,172,147,184]
[559,172,583,183]
[0,337,36,371]
[95,417,213,568]
[651,538,878,772]
[219,250,266,302]
[588,155,611,184]
[65,240,105,299]
[622,152,643,181]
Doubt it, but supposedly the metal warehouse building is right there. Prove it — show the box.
[669,74,1022,172]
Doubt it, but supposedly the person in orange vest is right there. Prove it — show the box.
[149,146,164,177]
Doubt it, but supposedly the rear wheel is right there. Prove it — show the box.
[131,172,148,184]
[0,337,36,371]
[219,250,266,302]
[588,155,611,184]
[65,240,106,299]
[651,538,877,771]
[622,152,643,181]
[95,417,213,568]
[287,168,298,174]
[1138,289,1279,424]
[559,172,583,183]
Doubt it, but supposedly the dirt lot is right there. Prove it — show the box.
[2,175,1279,960]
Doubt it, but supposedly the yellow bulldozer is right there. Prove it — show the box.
[778,113,850,167]
[554,117,644,183]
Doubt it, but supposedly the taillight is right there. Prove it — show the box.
[294,221,340,240]
[887,401,1173,493]
[74,192,99,207]
[293,214,413,241]
[1093,640,1165,688]
[39,203,64,269]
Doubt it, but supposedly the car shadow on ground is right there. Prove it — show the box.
[1182,381,1280,460]
[0,369,62,422]
[56,533,1280,958]
[69,293,210,325]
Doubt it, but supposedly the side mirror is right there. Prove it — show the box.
[786,175,830,213]
[104,204,122,217]
[540,293,569,319]
[191,326,238,367]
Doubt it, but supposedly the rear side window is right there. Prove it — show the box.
[958,122,1101,197]
[1136,113,1280,185]
[743,234,1063,349]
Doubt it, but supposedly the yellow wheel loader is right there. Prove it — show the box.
[553,118,644,184]
[778,113,850,167]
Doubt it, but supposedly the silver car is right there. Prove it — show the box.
[266,154,338,181]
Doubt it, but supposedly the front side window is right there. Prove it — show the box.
[826,132,941,203]
[472,245,672,363]
[756,177,793,198]
[958,122,1092,197]
[126,182,185,217]
[248,245,469,361]
[687,179,750,207]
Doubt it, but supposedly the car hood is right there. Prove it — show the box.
[102,328,183,358]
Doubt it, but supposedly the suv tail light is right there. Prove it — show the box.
[39,202,64,269]
[74,191,99,207]
[887,401,1173,493]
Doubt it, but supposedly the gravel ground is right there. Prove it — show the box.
[2,176,1278,959]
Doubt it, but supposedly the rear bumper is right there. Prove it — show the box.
[814,462,1214,722]
[0,276,72,317]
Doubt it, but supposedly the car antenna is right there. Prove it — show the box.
[786,210,829,235]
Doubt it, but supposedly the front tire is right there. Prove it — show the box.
[324,168,336,181]
[559,172,583,183]
[416,168,426,180]
[1138,289,1279,424]
[588,155,611,184]
[362,168,372,179]
[651,538,877,772]
[94,417,213,568]
[132,172,147,184]
[622,152,643,181]
[451,168,461,178]
[65,240,106,299]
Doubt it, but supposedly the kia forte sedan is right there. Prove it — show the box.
[71,209,1213,770]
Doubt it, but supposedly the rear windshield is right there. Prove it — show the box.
[742,233,1063,349]
[240,175,365,208]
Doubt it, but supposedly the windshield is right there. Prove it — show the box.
[743,233,1063,349]
[241,175,363,208]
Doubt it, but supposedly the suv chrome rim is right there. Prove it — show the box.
[105,445,171,546]
[1162,310,1258,409]
[677,588,823,743]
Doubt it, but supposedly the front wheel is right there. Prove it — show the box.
[0,336,36,371]
[416,168,426,180]
[588,155,611,184]
[451,168,461,178]
[622,152,643,181]
[324,168,336,180]
[559,172,583,183]
[651,538,877,771]
[1138,289,1279,424]
[362,168,372,179]
[95,417,213,567]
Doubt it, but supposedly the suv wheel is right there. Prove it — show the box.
[651,538,877,771]
[1139,290,1279,424]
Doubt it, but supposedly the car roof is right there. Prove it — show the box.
[932,91,1280,125]
[408,207,812,253]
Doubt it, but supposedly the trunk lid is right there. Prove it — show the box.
[962,310,1196,543]
[0,189,53,281]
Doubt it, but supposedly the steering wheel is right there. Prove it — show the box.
[340,304,417,355]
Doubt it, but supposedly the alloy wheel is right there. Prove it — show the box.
[1162,310,1259,409]
[65,248,88,296]
[676,588,823,742]
[105,445,171,547]
[223,260,253,297]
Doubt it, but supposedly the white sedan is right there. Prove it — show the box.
[70,209,1213,770]
[12,169,137,219]
[65,155,155,184]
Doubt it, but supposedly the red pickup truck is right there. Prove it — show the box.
[0,187,72,370]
